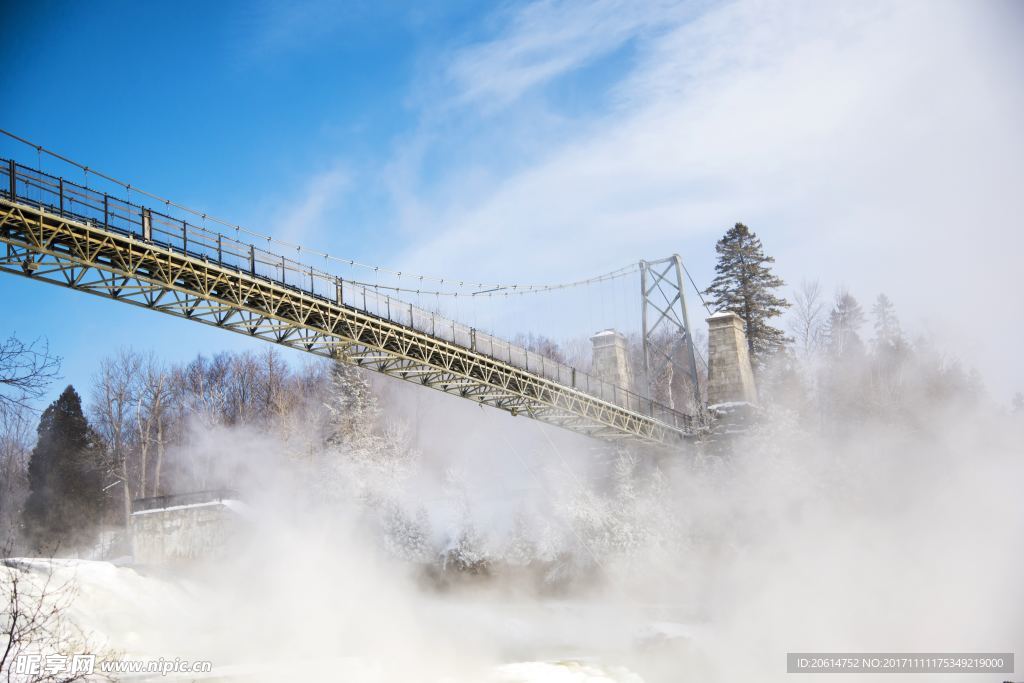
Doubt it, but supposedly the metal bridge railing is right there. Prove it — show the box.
[0,159,693,432]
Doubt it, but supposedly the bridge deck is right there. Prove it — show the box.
[0,159,697,444]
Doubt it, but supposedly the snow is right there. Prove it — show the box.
[220,499,254,517]
[1,558,202,665]
[707,401,754,410]
[490,661,644,682]
[706,310,737,320]
[130,499,243,515]
[1,559,663,682]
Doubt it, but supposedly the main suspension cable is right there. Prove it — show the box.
[0,127,638,296]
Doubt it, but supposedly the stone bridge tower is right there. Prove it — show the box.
[705,311,758,406]
[590,329,632,391]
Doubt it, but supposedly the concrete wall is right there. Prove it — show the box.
[590,329,631,390]
[706,311,758,406]
[131,501,240,565]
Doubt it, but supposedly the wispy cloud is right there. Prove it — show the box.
[443,0,684,109]
[390,0,1024,393]
[271,165,349,246]
[231,0,351,61]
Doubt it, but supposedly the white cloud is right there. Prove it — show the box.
[271,165,349,246]
[235,0,357,60]
[391,0,1024,395]
[444,0,683,109]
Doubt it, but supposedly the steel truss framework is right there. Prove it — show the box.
[640,255,702,410]
[0,197,694,445]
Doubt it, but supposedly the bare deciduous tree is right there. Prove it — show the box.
[90,350,141,527]
[135,355,172,499]
[789,279,826,357]
[0,335,60,419]
[1,554,114,682]
[0,409,33,544]
[511,333,567,365]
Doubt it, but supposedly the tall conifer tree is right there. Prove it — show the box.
[22,385,106,550]
[704,223,790,367]
[871,293,904,354]
[825,291,866,359]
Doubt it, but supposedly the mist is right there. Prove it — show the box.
[2,1,1022,679]
[12,345,1013,683]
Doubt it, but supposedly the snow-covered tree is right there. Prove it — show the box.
[324,359,379,449]
[380,503,432,564]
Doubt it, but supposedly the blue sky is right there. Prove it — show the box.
[0,0,512,402]
[2,0,1023,406]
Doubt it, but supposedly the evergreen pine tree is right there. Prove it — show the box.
[704,223,790,367]
[825,290,866,359]
[869,293,908,401]
[871,293,904,354]
[22,385,106,551]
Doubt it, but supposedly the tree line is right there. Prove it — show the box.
[515,221,998,422]
[700,222,1002,433]
[0,346,376,553]
[1,220,1020,554]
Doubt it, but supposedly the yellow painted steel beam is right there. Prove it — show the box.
[0,197,694,445]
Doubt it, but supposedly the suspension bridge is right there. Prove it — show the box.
[0,135,715,446]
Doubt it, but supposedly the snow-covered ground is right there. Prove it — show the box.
[2,557,694,682]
